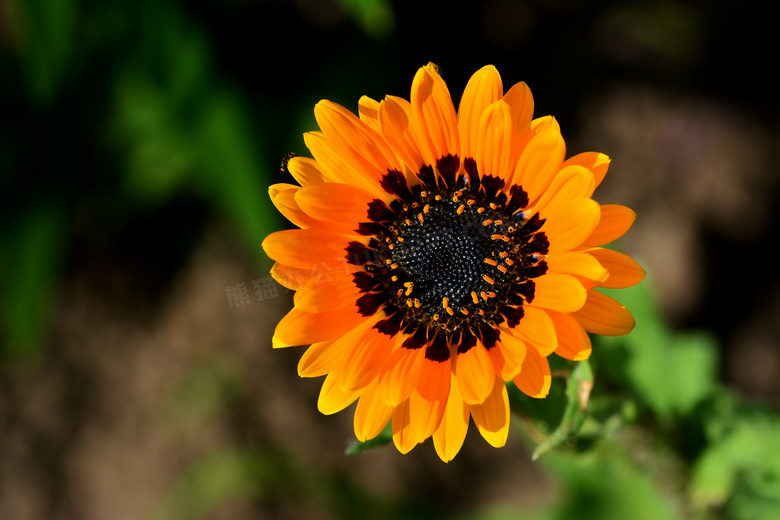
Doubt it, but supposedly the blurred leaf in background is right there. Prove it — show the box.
[1,0,277,359]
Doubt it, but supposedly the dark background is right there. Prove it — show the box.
[1,1,779,519]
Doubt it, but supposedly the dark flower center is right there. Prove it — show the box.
[388,196,514,317]
[345,155,550,360]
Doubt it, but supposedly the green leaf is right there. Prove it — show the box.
[14,0,76,104]
[598,281,718,419]
[532,360,594,460]
[0,202,65,359]
[690,393,780,514]
[345,423,392,455]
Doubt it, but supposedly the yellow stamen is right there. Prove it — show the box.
[484,258,498,266]
[483,275,495,285]
[471,291,479,304]
[442,297,448,309]
[457,204,465,215]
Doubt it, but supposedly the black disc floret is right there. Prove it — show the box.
[345,155,549,357]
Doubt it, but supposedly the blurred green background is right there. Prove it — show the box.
[1,0,779,519]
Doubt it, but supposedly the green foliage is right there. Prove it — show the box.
[532,360,593,460]
[13,0,76,105]
[346,423,393,455]
[597,280,718,420]
[0,202,65,358]
[690,391,780,519]
[1,0,277,357]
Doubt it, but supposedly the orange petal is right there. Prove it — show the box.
[353,378,394,442]
[377,343,425,406]
[512,348,551,398]
[506,305,557,356]
[580,204,636,247]
[273,306,365,346]
[407,389,447,446]
[357,95,381,132]
[455,342,495,405]
[297,339,341,378]
[409,63,460,168]
[337,324,395,392]
[584,248,646,289]
[295,182,373,227]
[269,183,323,229]
[298,315,380,377]
[416,355,452,402]
[314,100,402,184]
[503,80,534,136]
[378,95,425,174]
[457,64,503,159]
[563,151,610,189]
[391,399,418,454]
[270,262,315,292]
[533,164,596,212]
[433,373,470,462]
[286,156,325,186]
[509,116,565,204]
[303,131,388,200]
[573,289,636,336]
[540,198,601,253]
[317,372,360,415]
[293,264,361,313]
[490,331,527,380]
[545,250,609,286]
[475,100,515,180]
[262,228,349,269]
[529,273,587,313]
[470,376,510,448]
[547,310,592,361]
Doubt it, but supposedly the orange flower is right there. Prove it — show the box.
[263,63,644,461]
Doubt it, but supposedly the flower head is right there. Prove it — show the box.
[263,63,644,461]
